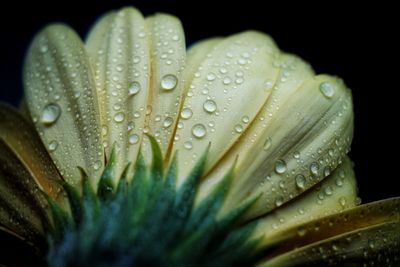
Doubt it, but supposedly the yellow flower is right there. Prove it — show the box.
[0,6,398,267]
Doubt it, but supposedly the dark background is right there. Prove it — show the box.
[0,1,398,202]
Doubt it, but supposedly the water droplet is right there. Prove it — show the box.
[40,45,48,53]
[319,82,335,98]
[295,174,306,190]
[310,162,319,176]
[241,116,250,123]
[275,160,287,174]
[339,197,346,207]
[163,117,174,128]
[275,196,284,207]
[192,124,207,138]
[234,124,243,133]
[180,108,193,119]
[74,91,81,99]
[223,77,231,85]
[41,103,61,125]
[161,74,178,91]
[206,73,216,81]
[128,134,139,144]
[133,56,141,64]
[335,177,344,187]
[324,186,333,196]
[293,151,300,159]
[297,226,307,237]
[184,141,193,150]
[172,35,180,41]
[203,100,217,113]
[114,112,125,122]
[93,160,102,170]
[48,140,58,151]
[263,137,272,151]
[128,81,141,95]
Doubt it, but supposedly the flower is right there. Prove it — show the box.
[0,6,399,267]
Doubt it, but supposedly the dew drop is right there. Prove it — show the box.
[263,137,272,151]
[203,100,217,113]
[339,197,347,207]
[234,124,243,133]
[241,116,250,123]
[297,226,307,237]
[128,81,141,96]
[161,74,178,91]
[293,151,300,159]
[319,82,335,98]
[180,108,193,119]
[223,77,231,85]
[192,124,207,138]
[163,117,174,128]
[324,186,333,196]
[310,162,319,176]
[41,103,61,125]
[275,159,287,174]
[184,141,193,150]
[114,112,125,122]
[295,174,306,190]
[40,45,48,53]
[206,72,216,81]
[275,196,284,207]
[128,134,139,144]
[48,140,58,152]
[93,160,102,170]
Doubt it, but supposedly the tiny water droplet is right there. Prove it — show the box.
[93,160,102,170]
[295,174,306,190]
[310,162,319,176]
[241,116,249,123]
[161,74,178,91]
[192,124,207,138]
[180,108,193,119]
[297,226,307,237]
[275,159,287,174]
[184,141,193,150]
[293,151,300,159]
[324,186,333,196]
[206,73,216,81]
[128,134,139,144]
[234,124,243,133]
[275,196,284,207]
[114,112,125,122]
[128,81,141,96]
[48,140,58,151]
[203,100,217,113]
[163,117,174,128]
[339,197,346,207]
[319,81,335,98]
[41,103,61,125]
[263,137,272,151]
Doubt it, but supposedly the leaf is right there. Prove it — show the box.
[24,24,104,186]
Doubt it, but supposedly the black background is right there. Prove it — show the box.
[0,1,398,202]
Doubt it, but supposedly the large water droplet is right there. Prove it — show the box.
[203,100,217,113]
[128,134,139,144]
[128,81,141,96]
[295,174,306,190]
[180,108,193,119]
[163,117,174,128]
[114,112,125,122]
[161,74,178,91]
[192,124,207,138]
[48,140,58,151]
[319,82,335,98]
[275,160,287,174]
[41,103,61,125]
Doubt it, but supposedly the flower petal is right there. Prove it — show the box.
[257,197,400,266]
[214,64,353,219]
[86,7,151,178]
[250,157,358,247]
[172,31,280,185]
[143,13,186,158]
[24,24,104,185]
[0,104,64,200]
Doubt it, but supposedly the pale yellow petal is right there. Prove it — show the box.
[172,31,280,185]
[251,157,358,247]
[143,13,186,158]
[24,24,104,185]
[257,197,400,266]
[86,7,151,178]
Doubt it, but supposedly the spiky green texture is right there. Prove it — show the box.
[46,137,262,267]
